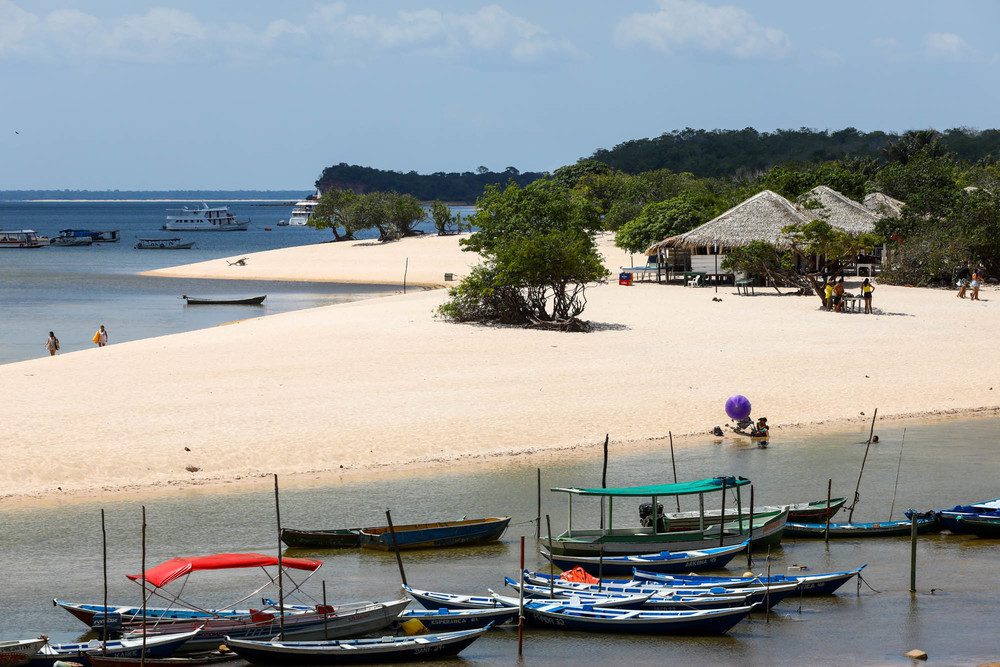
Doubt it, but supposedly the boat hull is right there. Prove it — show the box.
[541,542,745,575]
[0,639,45,667]
[632,566,866,596]
[281,528,361,548]
[956,515,1000,537]
[658,498,845,531]
[398,607,518,630]
[785,516,938,538]
[183,296,266,306]
[29,631,197,667]
[359,517,511,551]
[523,603,755,635]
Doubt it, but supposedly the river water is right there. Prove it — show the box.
[0,200,474,364]
[1,417,997,665]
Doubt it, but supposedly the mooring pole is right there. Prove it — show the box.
[322,580,329,639]
[140,506,147,667]
[719,477,727,547]
[910,512,918,593]
[535,468,541,540]
[598,546,604,591]
[747,486,754,568]
[517,535,525,657]
[825,479,832,543]
[386,509,407,586]
[101,509,108,654]
[545,515,554,598]
[402,257,409,294]
[274,474,285,640]
[848,412,877,523]
[669,431,680,512]
[600,434,609,529]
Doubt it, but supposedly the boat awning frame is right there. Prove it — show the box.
[126,552,322,589]
[551,476,750,498]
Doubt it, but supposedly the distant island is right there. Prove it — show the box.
[315,127,1000,202]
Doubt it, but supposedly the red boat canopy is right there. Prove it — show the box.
[126,553,323,589]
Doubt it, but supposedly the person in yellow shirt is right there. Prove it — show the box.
[823,278,835,311]
[861,278,875,314]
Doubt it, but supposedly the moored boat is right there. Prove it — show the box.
[0,229,47,248]
[182,295,266,306]
[287,193,319,226]
[50,230,94,246]
[0,638,45,667]
[397,606,518,630]
[539,541,747,575]
[785,512,938,538]
[29,629,200,667]
[88,650,239,666]
[631,565,867,595]
[135,238,195,250]
[280,528,361,548]
[504,578,751,610]
[403,585,645,611]
[521,601,757,635]
[358,517,511,551]
[163,205,248,231]
[955,514,1000,537]
[933,497,1000,533]
[656,497,846,531]
[224,626,489,665]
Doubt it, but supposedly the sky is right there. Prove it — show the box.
[1,0,999,189]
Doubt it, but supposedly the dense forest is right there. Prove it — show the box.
[589,127,1000,177]
[314,163,543,202]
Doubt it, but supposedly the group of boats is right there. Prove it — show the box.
[1,229,120,248]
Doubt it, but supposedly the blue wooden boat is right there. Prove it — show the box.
[930,497,1000,533]
[539,540,746,575]
[955,514,1000,538]
[402,585,647,610]
[224,626,489,665]
[504,578,751,610]
[521,601,757,635]
[785,512,938,538]
[359,517,511,550]
[397,606,518,630]
[28,629,200,667]
[631,565,867,596]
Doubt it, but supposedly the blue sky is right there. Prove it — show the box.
[1,0,998,189]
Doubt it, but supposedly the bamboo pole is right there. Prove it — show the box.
[888,429,907,520]
[273,474,285,640]
[600,434,608,530]
[825,479,832,542]
[910,512,918,593]
[517,536,524,657]
[669,432,680,512]
[545,515,554,599]
[402,257,409,294]
[848,412,877,523]
[719,478,727,547]
[747,487,754,568]
[535,468,541,540]
[140,506,147,667]
[101,509,108,654]
[385,509,407,586]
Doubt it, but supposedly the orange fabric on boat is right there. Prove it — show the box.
[560,566,599,584]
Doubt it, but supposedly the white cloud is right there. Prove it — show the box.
[615,0,790,60]
[924,32,971,61]
[0,0,581,65]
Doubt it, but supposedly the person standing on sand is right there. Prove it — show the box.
[93,324,109,347]
[824,278,835,311]
[45,331,60,356]
[861,278,875,314]
[833,278,845,313]
[970,269,982,301]
[957,264,970,298]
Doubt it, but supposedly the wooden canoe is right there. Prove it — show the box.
[359,517,511,551]
[88,651,239,667]
[182,295,266,305]
[280,528,361,548]
[785,513,939,538]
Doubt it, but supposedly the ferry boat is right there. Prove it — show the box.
[287,192,320,226]
[163,204,248,232]
[0,229,47,248]
[135,237,195,250]
[51,230,95,246]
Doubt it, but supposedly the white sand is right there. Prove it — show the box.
[4,234,999,505]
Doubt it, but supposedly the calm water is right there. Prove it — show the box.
[1,418,998,665]
[0,201,474,363]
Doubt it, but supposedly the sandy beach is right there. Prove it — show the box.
[5,233,999,505]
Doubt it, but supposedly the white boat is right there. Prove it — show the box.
[135,237,195,250]
[0,638,45,666]
[0,230,47,248]
[288,192,319,226]
[163,204,248,232]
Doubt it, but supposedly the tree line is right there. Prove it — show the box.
[314,163,543,203]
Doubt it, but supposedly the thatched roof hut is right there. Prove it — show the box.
[796,186,878,234]
[862,192,905,219]
[649,190,808,253]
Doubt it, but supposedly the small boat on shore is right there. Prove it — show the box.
[785,512,939,538]
[403,585,646,611]
[505,578,751,610]
[136,238,195,250]
[0,638,45,666]
[0,229,47,248]
[224,626,490,666]
[182,295,266,306]
[521,601,757,635]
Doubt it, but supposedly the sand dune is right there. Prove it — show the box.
[4,233,998,504]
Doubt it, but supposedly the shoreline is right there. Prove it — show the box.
[3,406,998,511]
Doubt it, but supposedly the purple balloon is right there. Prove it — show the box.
[725,395,752,421]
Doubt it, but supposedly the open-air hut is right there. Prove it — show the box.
[862,192,905,219]
[646,189,809,281]
[796,186,879,234]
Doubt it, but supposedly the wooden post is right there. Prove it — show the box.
[651,496,658,535]
[848,413,877,523]
[910,512,918,593]
[698,493,704,531]
[747,487,754,568]
[535,468,541,540]
[101,509,108,654]
[764,546,771,624]
[669,431,680,512]
[888,429,907,520]
[273,474,285,640]
[385,509,407,586]
[402,257,409,294]
[598,546,604,591]
[736,485,744,535]
[825,479,832,543]
[719,478,727,547]
[600,434,609,530]
[517,536,524,657]
[140,506,147,667]
[545,515,554,598]
[322,580,329,640]
[867,408,878,445]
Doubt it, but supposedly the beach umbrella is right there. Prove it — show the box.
[725,395,751,421]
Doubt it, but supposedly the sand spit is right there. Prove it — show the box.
[5,234,1000,507]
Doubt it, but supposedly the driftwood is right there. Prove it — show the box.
[227,257,248,266]
[525,316,592,332]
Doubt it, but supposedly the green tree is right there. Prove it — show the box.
[440,180,609,330]
[551,159,614,190]
[309,188,359,241]
[720,241,805,292]
[613,193,719,254]
[430,200,464,235]
[782,220,882,304]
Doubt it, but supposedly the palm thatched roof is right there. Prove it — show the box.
[862,192,905,219]
[796,186,878,234]
[649,190,809,253]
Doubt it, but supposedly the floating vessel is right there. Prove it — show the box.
[631,565,867,596]
[281,528,361,548]
[287,193,319,226]
[88,650,238,667]
[656,497,846,530]
[396,606,518,630]
[224,626,489,666]
[0,230,47,248]
[135,238,195,250]
[163,205,248,232]
[50,230,94,246]
[932,497,1000,533]
[520,601,757,635]
[785,512,939,538]
[403,585,645,611]
[539,541,746,575]
[505,578,751,610]
[29,629,200,667]
[358,517,511,550]
[955,514,1000,537]
[182,295,266,306]
[0,638,45,667]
